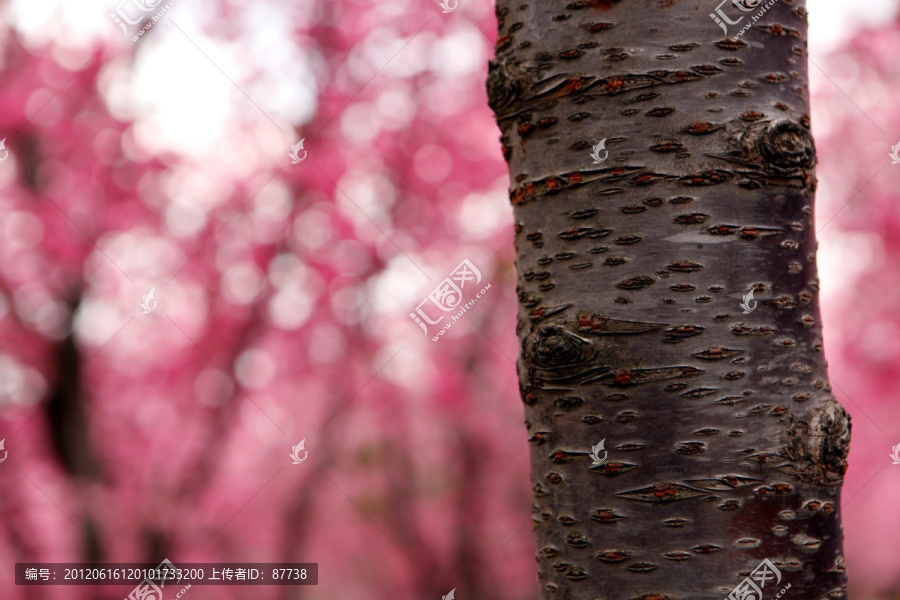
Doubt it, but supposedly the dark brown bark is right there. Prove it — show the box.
[487,2,851,599]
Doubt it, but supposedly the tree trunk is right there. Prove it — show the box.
[487,2,851,599]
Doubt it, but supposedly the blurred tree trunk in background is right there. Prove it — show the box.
[487,1,851,599]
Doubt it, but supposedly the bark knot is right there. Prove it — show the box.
[487,58,530,115]
[759,120,816,173]
[527,325,596,370]
[783,399,851,485]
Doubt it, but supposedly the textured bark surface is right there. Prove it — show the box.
[487,1,851,599]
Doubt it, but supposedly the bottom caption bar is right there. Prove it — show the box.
[16,560,317,586]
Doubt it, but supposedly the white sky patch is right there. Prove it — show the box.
[9,0,317,162]
[817,229,884,305]
[129,32,235,156]
[457,177,513,241]
[808,0,899,55]
[367,254,428,318]
[429,22,486,78]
